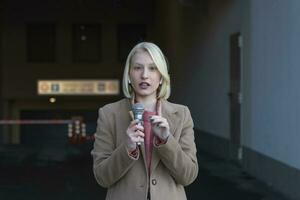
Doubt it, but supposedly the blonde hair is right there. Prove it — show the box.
[122,42,171,100]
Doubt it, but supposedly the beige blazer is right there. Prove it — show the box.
[91,98,198,200]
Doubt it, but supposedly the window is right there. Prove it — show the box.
[117,24,146,62]
[72,24,102,63]
[27,23,56,62]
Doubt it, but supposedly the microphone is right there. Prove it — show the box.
[132,103,144,145]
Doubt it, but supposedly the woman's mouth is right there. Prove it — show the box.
[139,82,150,89]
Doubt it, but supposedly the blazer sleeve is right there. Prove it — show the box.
[155,106,198,186]
[91,107,137,188]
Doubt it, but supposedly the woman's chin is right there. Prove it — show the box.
[135,90,157,98]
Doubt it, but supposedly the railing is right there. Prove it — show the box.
[0,117,95,144]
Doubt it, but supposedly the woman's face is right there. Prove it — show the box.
[129,50,161,100]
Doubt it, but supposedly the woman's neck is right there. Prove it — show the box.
[135,95,157,112]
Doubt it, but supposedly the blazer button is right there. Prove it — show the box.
[152,179,157,185]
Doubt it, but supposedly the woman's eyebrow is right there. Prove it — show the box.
[132,63,144,66]
[132,62,156,66]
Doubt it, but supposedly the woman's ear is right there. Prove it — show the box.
[159,79,162,85]
[128,79,131,84]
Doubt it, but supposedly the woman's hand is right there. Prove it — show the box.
[150,115,170,140]
[126,119,144,151]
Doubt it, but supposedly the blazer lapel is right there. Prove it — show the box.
[151,100,180,173]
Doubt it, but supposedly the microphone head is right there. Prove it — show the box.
[132,103,144,121]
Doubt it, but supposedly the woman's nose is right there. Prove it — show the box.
[142,69,149,79]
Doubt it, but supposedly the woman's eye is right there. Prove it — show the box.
[133,66,142,70]
[149,66,157,71]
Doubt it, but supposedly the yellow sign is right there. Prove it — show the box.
[38,80,119,95]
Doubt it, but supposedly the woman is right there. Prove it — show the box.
[91,42,198,200]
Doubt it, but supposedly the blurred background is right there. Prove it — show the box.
[0,0,299,199]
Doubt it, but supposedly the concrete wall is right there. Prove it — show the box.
[154,0,242,139]
[242,0,300,199]
[245,0,300,171]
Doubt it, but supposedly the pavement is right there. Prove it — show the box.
[0,145,291,200]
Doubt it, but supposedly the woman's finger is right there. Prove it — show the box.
[132,137,144,143]
[129,130,144,138]
[135,124,144,132]
[134,130,145,138]
[150,115,166,121]
[150,117,168,126]
[128,119,139,130]
[130,131,144,142]
[128,123,144,133]
[157,122,168,128]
